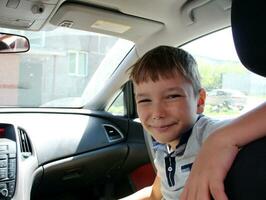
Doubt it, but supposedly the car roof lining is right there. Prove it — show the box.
[60,0,231,54]
[0,0,231,56]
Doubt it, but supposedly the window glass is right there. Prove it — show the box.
[106,91,125,116]
[0,27,134,107]
[182,28,266,119]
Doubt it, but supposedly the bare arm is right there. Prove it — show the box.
[120,176,162,200]
[180,102,266,200]
[217,102,266,147]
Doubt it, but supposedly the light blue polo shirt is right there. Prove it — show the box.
[154,115,229,200]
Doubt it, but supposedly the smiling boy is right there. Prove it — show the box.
[120,45,229,199]
[134,64,204,150]
[121,45,266,200]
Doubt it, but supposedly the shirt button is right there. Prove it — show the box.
[168,167,173,172]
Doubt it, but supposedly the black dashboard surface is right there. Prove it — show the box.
[0,111,128,165]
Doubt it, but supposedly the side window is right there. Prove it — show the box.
[182,28,266,119]
[106,91,125,116]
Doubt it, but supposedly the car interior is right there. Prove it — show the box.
[0,0,265,200]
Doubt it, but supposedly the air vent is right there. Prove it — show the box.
[103,124,124,142]
[18,128,32,158]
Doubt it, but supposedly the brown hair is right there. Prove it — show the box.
[129,45,201,95]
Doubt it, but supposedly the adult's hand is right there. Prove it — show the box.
[179,132,239,200]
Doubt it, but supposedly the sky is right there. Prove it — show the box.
[183,28,240,61]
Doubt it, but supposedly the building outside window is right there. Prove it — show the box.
[68,50,89,76]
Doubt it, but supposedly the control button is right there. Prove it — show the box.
[8,170,15,179]
[0,154,7,160]
[0,183,6,190]
[0,146,7,152]
[0,168,7,180]
[0,188,8,197]
[8,181,15,195]
[9,154,16,158]
[8,159,16,169]
[0,160,7,168]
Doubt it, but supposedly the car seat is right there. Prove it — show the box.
[224,0,266,199]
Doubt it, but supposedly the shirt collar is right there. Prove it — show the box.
[153,114,204,155]
[169,114,204,156]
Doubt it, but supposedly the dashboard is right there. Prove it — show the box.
[0,110,148,200]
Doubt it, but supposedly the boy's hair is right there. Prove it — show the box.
[129,45,202,95]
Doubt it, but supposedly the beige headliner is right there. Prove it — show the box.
[0,0,231,56]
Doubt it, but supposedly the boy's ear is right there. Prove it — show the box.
[197,88,206,114]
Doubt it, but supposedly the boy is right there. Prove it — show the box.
[121,45,266,200]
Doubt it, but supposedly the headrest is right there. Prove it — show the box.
[231,0,266,77]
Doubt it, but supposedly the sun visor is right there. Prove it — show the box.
[50,3,164,42]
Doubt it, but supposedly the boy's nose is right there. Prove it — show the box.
[152,103,165,120]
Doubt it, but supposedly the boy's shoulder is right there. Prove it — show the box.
[193,115,231,143]
[195,115,220,129]
[195,115,229,130]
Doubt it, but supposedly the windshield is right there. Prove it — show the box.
[0,27,134,108]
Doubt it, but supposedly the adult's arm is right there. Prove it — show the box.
[180,102,266,200]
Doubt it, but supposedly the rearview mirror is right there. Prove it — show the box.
[0,33,30,53]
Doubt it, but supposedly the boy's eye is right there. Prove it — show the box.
[137,99,151,104]
[167,94,181,99]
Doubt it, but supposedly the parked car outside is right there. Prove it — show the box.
[206,89,247,112]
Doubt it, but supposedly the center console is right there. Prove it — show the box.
[0,124,17,199]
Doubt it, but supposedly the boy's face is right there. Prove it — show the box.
[134,73,205,149]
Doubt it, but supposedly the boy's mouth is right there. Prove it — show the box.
[149,123,177,132]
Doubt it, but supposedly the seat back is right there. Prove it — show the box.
[225,137,266,199]
[224,0,266,199]
[231,0,266,76]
